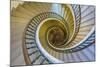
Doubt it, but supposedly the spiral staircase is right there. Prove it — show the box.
[11,1,95,66]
